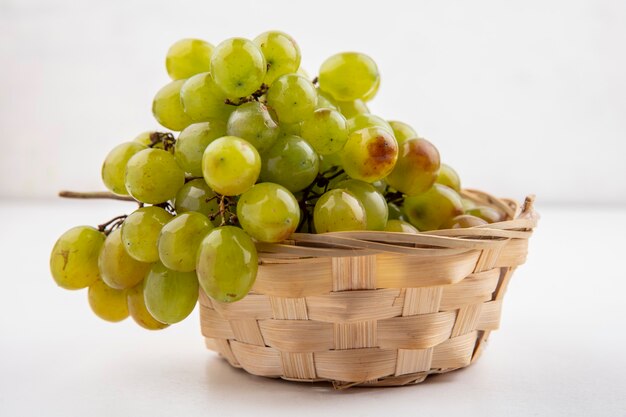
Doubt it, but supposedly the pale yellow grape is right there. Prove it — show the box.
[336,99,369,118]
[144,263,199,324]
[196,226,258,303]
[335,179,388,231]
[300,108,348,155]
[266,74,317,123]
[319,52,380,101]
[341,127,398,183]
[387,202,406,221]
[125,148,185,204]
[436,163,461,192]
[210,38,266,98]
[319,152,343,172]
[386,138,440,196]
[260,135,319,192]
[347,113,393,134]
[254,31,301,85]
[313,189,367,233]
[202,136,261,196]
[389,120,418,146]
[166,38,213,80]
[403,184,464,231]
[237,183,300,242]
[180,72,233,122]
[175,120,227,177]
[158,212,213,272]
[226,101,279,153]
[152,80,194,131]
[101,142,147,195]
[384,220,419,233]
[98,228,151,290]
[174,179,220,223]
[50,226,105,290]
[466,206,505,223]
[88,279,129,322]
[127,281,169,330]
[446,214,488,229]
[362,75,380,102]
[121,206,173,263]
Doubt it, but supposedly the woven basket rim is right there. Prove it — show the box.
[256,190,537,259]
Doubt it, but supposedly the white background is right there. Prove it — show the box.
[1,1,626,416]
[1,0,625,203]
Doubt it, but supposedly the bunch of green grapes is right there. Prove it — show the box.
[51,30,504,330]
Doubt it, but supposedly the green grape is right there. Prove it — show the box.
[253,31,301,85]
[347,113,393,134]
[165,38,213,80]
[297,67,311,79]
[127,281,169,330]
[436,163,461,192]
[134,131,166,150]
[50,226,105,290]
[133,131,155,146]
[144,263,198,324]
[403,184,464,231]
[336,99,369,119]
[121,206,173,263]
[125,148,186,204]
[385,138,440,196]
[101,142,147,196]
[384,219,419,233]
[319,52,380,101]
[98,228,151,290]
[319,152,343,172]
[88,279,129,322]
[300,108,348,155]
[279,122,302,137]
[362,75,380,101]
[316,92,338,110]
[266,74,317,123]
[313,189,367,233]
[196,226,258,303]
[210,38,266,98]
[226,101,279,153]
[387,202,406,221]
[174,179,220,223]
[180,72,233,122]
[260,135,319,192]
[334,179,388,231]
[466,206,505,223]
[202,136,261,196]
[388,120,418,146]
[341,127,398,183]
[445,214,488,229]
[237,183,300,242]
[152,80,194,131]
[461,198,476,211]
[158,212,213,271]
[175,120,227,177]
[371,179,387,194]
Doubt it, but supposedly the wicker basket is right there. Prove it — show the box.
[199,189,538,388]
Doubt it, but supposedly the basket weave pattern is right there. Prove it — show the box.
[199,190,537,387]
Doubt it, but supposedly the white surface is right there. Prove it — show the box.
[1,0,626,203]
[0,200,625,416]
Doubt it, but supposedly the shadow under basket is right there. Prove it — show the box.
[199,189,538,388]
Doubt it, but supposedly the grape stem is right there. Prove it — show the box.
[224,84,269,106]
[385,191,405,205]
[97,214,128,235]
[58,190,137,202]
[312,76,319,86]
[149,132,176,151]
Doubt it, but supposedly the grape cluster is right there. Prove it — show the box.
[50,31,506,329]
